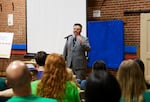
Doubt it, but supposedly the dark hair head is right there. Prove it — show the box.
[134,58,145,75]
[92,60,106,71]
[73,23,82,29]
[85,71,121,102]
[34,51,47,66]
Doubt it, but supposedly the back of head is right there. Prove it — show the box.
[37,53,68,99]
[44,53,66,72]
[34,51,47,66]
[85,71,121,102]
[92,60,106,71]
[134,58,145,75]
[117,59,146,102]
[6,60,31,89]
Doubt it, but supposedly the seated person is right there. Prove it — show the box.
[85,71,121,102]
[34,51,47,79]
[134,58,150,89]
[31,53,81,102]
[80,60,107,90]
[66,68,80,87]
[0,77,10,102]
[5,60,57,102]
[0,62,42,98]
[26,63,38,81]
[117,59,149,102]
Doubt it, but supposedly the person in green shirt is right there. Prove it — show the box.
[31,53,81,102]
[0,78,8,91]
[5,60,57,102]
[117,59,146,102]
[0,78,11,102]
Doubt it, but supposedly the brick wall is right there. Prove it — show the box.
[88,0,150,46]
[0,0,25,75]
[0,0,150,75]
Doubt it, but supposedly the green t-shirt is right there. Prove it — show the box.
[0,78,8,90]
[31,80,40,95]
[120,90,150,102]
[0,78,10,102]
[31,80,81,102]
[143,90,150,102]
[7,94,57,102]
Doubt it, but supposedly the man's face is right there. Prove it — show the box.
[73,25,82,36]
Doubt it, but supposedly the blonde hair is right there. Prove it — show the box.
[37,53,68,101]
[117,59,146,102]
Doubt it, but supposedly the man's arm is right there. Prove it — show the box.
[80,37,91,51]
[63,40,68,60]
[0,88,14,97]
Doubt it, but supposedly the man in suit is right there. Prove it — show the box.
[63,23,91,80]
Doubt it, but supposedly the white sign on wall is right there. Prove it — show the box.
[0,32,14,58]
[8,14,14,26]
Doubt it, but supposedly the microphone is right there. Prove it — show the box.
[64,35,72,39]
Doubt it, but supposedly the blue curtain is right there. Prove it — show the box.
[87,20,124,69]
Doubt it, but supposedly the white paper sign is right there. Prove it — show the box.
[8,14,14,26]
[0,32,14,58]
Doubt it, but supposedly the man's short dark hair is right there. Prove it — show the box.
[34,51,47,66]
[74,23,82,29]
[92,60,106,71]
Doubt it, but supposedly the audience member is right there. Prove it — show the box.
[66,68,80,87]
[0,77,10,102]
[34,51,47,79]
[26,63,38,81]
[31,53,81,102]
[92,60,107,72]
[80,60,107,90]
[6,60,57,102]
[0,78,8,91]
[134,58,150,89]
[117,59,150,102]
[85,71,121,102]
[0,63,39,98]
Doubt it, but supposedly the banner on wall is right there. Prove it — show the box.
[0,32,14,58]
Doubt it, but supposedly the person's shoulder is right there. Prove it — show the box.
[31,80,40,84]
[0,77,8,90]
[66,81,79,89]
[40,97,58,102]
[32,95,58,102]
[144,89,150,94]
[66,81,76,85]
[143,90,150,101]
[31,80,40,90]
[7,95,58,102]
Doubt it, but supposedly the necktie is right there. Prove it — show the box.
[73,37,76,47]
